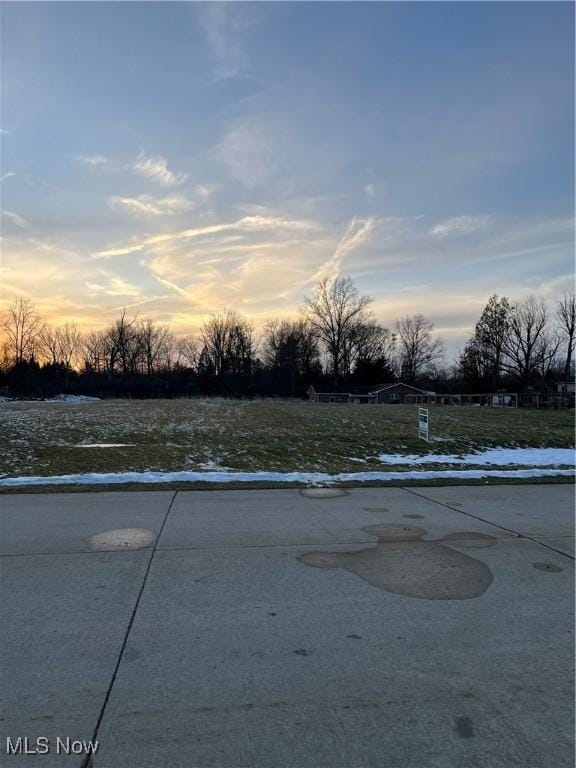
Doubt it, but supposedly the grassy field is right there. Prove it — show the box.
[0,399,573,482]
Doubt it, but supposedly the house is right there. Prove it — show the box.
[307,382,433,404]
[307,385,377,404]
[372,382,434,403]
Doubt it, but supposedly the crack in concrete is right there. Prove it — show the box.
[400,487,575,561]
[79,490,179,768]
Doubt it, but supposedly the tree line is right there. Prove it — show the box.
[0,277,574,399]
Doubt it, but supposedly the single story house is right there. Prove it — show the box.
[307,382,433,404]
[373,382,435,403]
[307,385,377,404]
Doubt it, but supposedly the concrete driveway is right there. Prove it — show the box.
[1,485,574,767]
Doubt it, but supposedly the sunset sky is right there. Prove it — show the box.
[1,1,574,359]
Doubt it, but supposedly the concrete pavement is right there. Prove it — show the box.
[1,485,574,767]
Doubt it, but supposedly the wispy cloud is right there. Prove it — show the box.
[364,183,377,200]
[86,271,142,297]
[314,216,377,283]
[152,275,191,299]
[133,150,188,187]
[193,184,212,200]
[0,171,16,183]
[108,194,196,217]
[430,215,492,239]
[216,120,279,188]
[364,183,387,202]
[92,243,146,260]
[76,154,109,167]
[2,210,29,228]
[93,214,319,260]
[197,3,253,80]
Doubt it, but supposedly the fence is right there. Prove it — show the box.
[405,393,518,407]
[404,392,574,408]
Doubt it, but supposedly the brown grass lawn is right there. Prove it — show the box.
[1,399,573,481]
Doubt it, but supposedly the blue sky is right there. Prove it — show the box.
[1,1,574,358]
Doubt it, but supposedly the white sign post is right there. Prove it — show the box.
[418,408,429,441]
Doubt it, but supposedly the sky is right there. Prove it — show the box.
[1,1,574,360]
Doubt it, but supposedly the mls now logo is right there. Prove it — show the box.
[5,737,99,755]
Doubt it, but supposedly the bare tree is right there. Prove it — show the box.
[201,310,254,378]
[557,293,576,379]
[303,276,372,384]
[263,319,320,395]
[341,321,396,378]
[503,296,557,387]
[177,335,199,370]
[395,314,444,383]
[264,319,318,370]
[56,323,82,370]
[0,340,11,374]
[225,316,256,375]
[137,319,172,375]
[82,331,107,373]
[1,297,43,364]
[201,313,231,378]
[104,310,138,374]
[40,325,61,365]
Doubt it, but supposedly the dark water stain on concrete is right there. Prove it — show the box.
[300,487,349,498]
[455,716,475,739]
[364,507,389,513]
[123,646,142,663]
[299,525,496,600]
[293,649,309,656]
[403,514,425,519]
[533,562,563,573]
[347,634,362,639]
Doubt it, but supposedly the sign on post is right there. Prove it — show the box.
[418,408,429,441]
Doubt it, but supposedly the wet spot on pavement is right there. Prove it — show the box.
[455,716,475,739]
[299,525,496,600]
[533,562,562,573]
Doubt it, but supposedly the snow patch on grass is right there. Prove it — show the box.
[52,395,101,403]
[75,443,136,448]
[376,447,574,467]
[0,395,100,404]
[0,467,573,487]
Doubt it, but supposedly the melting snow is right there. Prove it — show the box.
[376,447,574,467]
[75,443,135,448]
[52,395,101,402]
[197,459,229,471]
[0,395,100,404]
[0,467,573,487]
